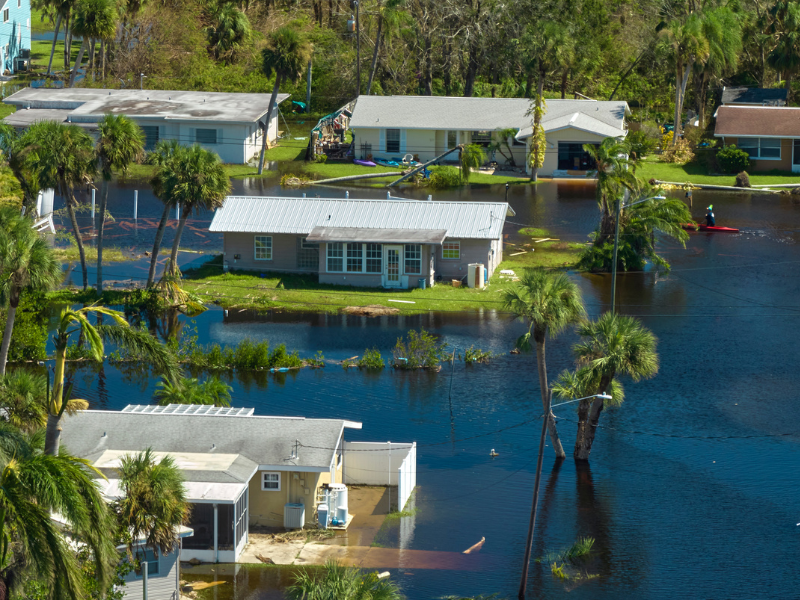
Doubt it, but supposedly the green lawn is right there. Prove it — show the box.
[180,236,581,315]
[30,8,53,34]
[637,156,800,186]
[30,38,80,72]
[0,104,15,120]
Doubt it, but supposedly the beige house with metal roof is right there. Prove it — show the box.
[348,95,630,177]
[60,404,416,564]
[2,87,291,164]
[209,196,514,288]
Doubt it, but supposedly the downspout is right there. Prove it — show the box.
[213,503,219,563]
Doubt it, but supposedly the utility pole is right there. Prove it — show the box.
[306,60,312,113]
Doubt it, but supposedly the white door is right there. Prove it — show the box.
[383,245,402,287]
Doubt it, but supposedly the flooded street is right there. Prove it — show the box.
[54,180,800,599]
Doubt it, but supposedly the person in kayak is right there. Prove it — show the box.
[705,205,715,227]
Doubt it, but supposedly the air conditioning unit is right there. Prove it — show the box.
[15,58,28,72]
[283,503,305,529]
[19,48,30,59]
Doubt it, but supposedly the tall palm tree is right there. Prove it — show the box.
[43,0,75,76]
[0,125,40,213]
[46,305,178,455]
[159,145,231,279]
[459,144,485,183]
[0,423,118,599]
[154,375,232,407]
[767,1,800,103]
[258,26,313,174]
[583,138,640,243]
[146,140,183,288]
[68,0,118,88]
[0,209,62,375]
[365,0,408,95]
[21,121,97,291]
[95,115,145,294]
[501,269,586,458]
[206,1,251,61]
[572,312,659,461]
[0,371,49,432]
[115,449,189,560]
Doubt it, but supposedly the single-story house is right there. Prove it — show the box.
[59,403,415,563]
[714,105,800,172]
[2,87,290,163]
[721,86,787,106]
[347,95,630,177]
[209,196,514,288]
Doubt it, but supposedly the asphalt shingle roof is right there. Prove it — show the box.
[721,87,788,105]
[714,106,800,137]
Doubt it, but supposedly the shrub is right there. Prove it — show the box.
[735,171,751,188]
[463,346,493,364]
[357,348,385,369]
[660,130,673,150]
[427,166,463,189]
[314,154,328,163]
[268,344,302,368]
[306,351,325,367]
[717,145,750,173]
[392,329,448,369]
[627,130,657,159]
[661,138,695,164]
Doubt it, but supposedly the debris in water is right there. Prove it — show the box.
[463,537,486,554]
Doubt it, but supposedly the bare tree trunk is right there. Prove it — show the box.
[672,64,682,145]
[45,412,63,456]
[96,178,109,293]
[167,208,189,278]
[574,374,613,460]
[366,3,383,96]
[422,36,432,95]
[328,0,333,28]
[69,38,88,88]
[63,13,70,71]
[560,69,569,99]
[443,39,452,96]
[46,12,62,76]
[535,338,566,458]
[258,76,282,175]
[0,294,18,375]
[463,41,480,97]
[101,39,105,81]
[66,198,88,290]
[786,70,793,104]
[147,202,171,287]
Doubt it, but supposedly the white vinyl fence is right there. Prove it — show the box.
[344,441,417,510]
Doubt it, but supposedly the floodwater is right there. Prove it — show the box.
[51,180,800,599]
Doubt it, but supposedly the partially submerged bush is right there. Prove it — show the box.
[392,329,449,369]
[180,337,301,370]
[463,346,493,364]
[717,145,750,173]
[357,348,385,369]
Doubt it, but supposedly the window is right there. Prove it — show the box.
[366,243,382,273]
[261,472,280,491]
[297,237,319,270]
[327,242,343,272]
[471,131,492,146]
[254,235,272,260]
[558,142,599,170]
[346,243,363,272]
[17,0,20,8]
[442,241,460,260]
[404,244,421,274]
[140,125,159,151]
[386,129,400,153]
[3,10,9,23]
[196,128,217,144]
[738,138,781,159]
[134,549,159,577]
[447,130,457,149]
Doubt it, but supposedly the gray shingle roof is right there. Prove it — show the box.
[3,88,291,124]
[60,410,348,472]
[209,197,514,239]
[721,87,788,105]
[349,95,629,138]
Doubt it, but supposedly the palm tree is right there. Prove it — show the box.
[0,209,62,375]
[0,422,118,599]
[95,115,145,294]
[583,138,640,243]
[0,371,49,431]
[0,125,40,213]
[501,269,586,459]
[146,140,183,288]
[365,0,408,95]
[43,0,75,76]
[46,305,178,455]
[20,121,97,291]
[159,145,231,279]
[288,560,403,600]
[206,1,251,61]
[527,95,546,182]
[767,2,800,103]
[154,375,232,407]
[572,312,659,460]
[115,449,189,560]
[459,144,485,183]
[68,0,118,88]
[258,26,313,174]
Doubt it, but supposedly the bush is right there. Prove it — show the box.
[0,292,48,363]
[627,130,657,159]
[392,329,448,369]
[427,166,463,189]
[314,154,327,164]
[735,171,751,188]
[463,346,493,364]
[357,348,385,369]
[661,138,695,164]
[717,145,750,173]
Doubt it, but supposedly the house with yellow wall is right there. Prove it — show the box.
[59,404,416,564]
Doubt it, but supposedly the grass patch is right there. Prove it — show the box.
[0,104,15,120]
[53,246,136,263]
[518,227,549,237]
[31,8,53,34]
[30,38,80,71]
[384,506,418,520]
[637,156,800,186]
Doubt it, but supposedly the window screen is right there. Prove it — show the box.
[196,128,217,144]
[141,126,159,150]
[327,243,343,272]
[366,244,382,273]
[346,243,363,272]
[404,244,421,274]
[297,237,319,270]
[386,129,400,153]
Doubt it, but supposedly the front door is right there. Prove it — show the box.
[793,140,800,173]
[383,245,402,287]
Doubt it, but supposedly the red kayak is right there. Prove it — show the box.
[682,224,740,233]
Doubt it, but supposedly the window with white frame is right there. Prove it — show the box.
[3,9,8,23]
[261,472,280,491]
[386,129,400,153]
[327,242,344,272]
[196,128,217,144]
[737,138,781,159]
[404,244,421,274]
[447,130,457,149]
[346,243,363,272]
[134,548,159,577]
[254,235,272,260]
[442,241,460,260]
[366,244,382,273]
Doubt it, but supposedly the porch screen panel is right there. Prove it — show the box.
[366,244,382,273]
[217,503,234,551]
[234,490,248,549]
[346,243,363,272]
[183,503,214,550]
[404,244,421,274]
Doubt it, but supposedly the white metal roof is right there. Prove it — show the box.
[123,404,255,417]
[209,197,514,240]
[103,479,246,503]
